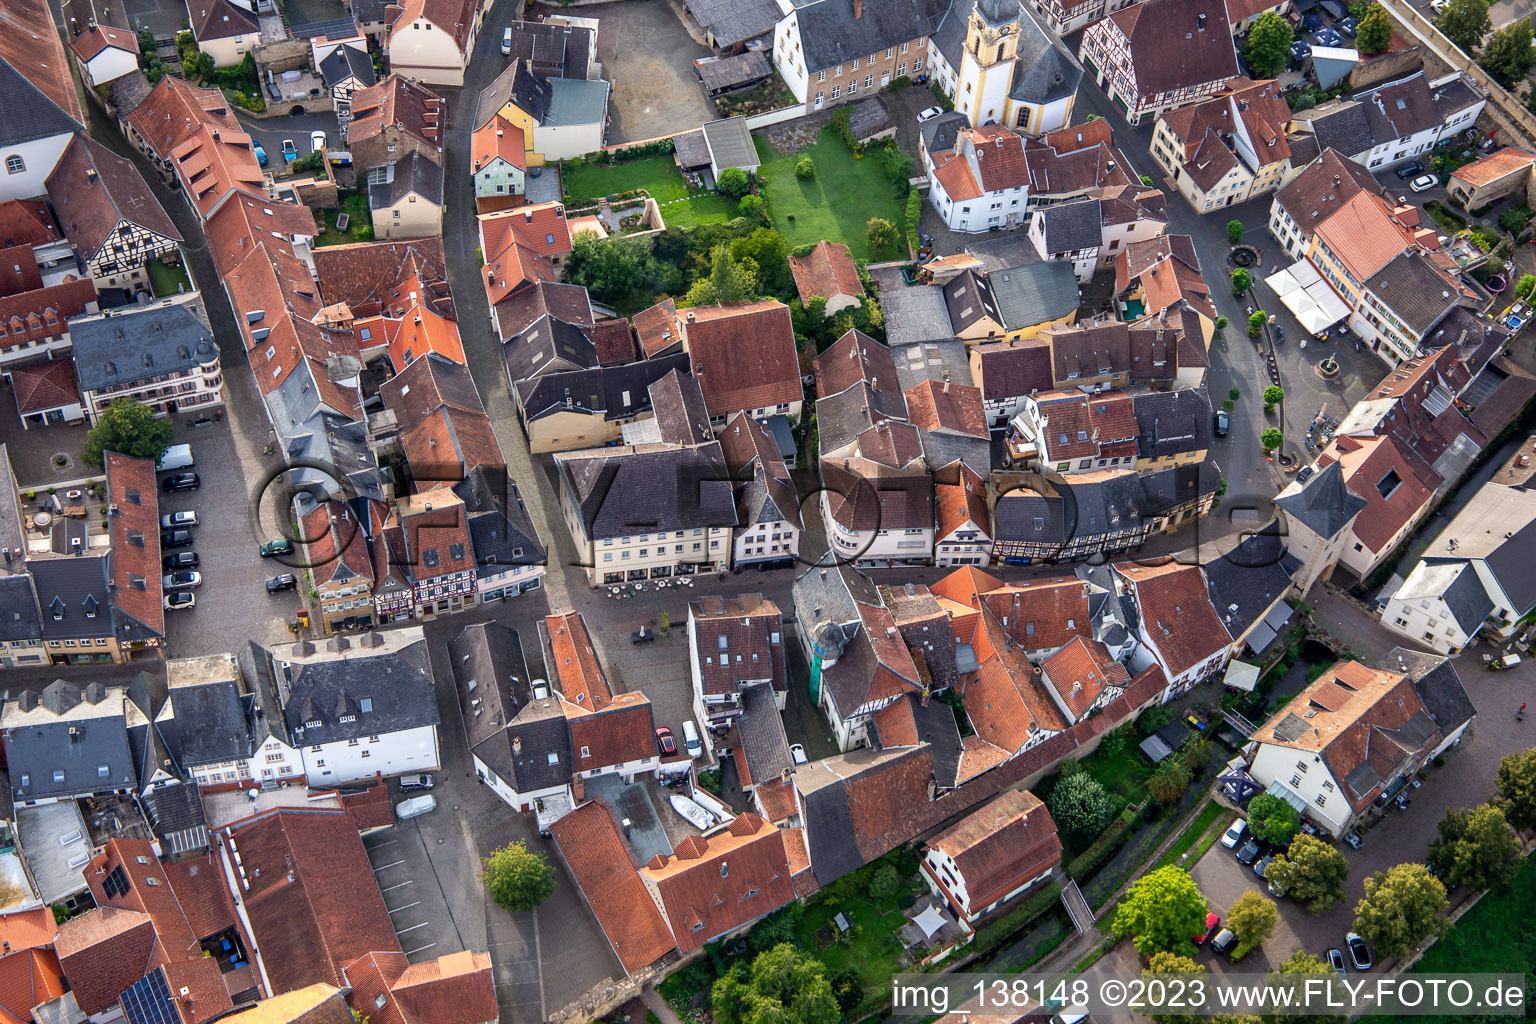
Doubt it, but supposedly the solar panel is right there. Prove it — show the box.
[121,968,178,1024]
[102,865,129,899]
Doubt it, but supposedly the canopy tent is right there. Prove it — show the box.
[912,903,948,939]
[1266,261,1350,334]
[1225,660,1261,692]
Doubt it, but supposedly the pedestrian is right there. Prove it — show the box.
[1521,703,1528,714]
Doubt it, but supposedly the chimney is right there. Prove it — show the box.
[854,0,863,15]
[1196,11,1206,28]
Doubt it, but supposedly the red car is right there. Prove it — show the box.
[1194,912,1220,944]
[655,727,676,756]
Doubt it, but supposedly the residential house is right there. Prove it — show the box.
[1039,635,1130,722]
[1027,198,1103,282]
[450,621,573,813]
[719,411,803,568]
[920,789,1061,924]
[944,263,1079,343]
[189,0,259,66]
[69,24,141,89]
[907,377,990,477]
[1032,0,1137,37]
[168,125,267,221]
[473,61,609,163]
[1114,235,1219,343]
[1151,77,1296,210]
[812,599,924,750]
[1268,147,1393,260]
[347,75,446,174]
[157,651,305,788]
[0,0,85,202]
[964,600,1069,755]
[1287,72,1485,175]
[769,0,937,112]
[1202,528,1296,657]
[368,152,444,240]
[1114,560,1231,701]
[820,453,935,567]
[933,462,991,567]
[471,115,526,214]
[0,446,43,665]
[1245,658,1461,836]
[299,500,377,635]
[217,987,360,1024]
[479,204,574,337]
[1,679,137,805]
[318,40,377,126]
[677,300,803,426]
[1385,647,1477,760]
[0,219,98,371]
[68,295,224,421]
[249,628,441,785]
[454,465,546,604]
[789,240,864,315]
[1131,385,1213,470]
[688,593,786,738]
[968,338,1054,428]
[926,124,1031,232]
[513,354,693,453]
[1447,146,1536,208]
[341,950,497,1024]
[1078,0,1239,125]
[45,135,184,294]
[384,0,490,85]
[1095,183,1169,270]
[122,76,239,176]
[1006,387,1140,476]
[388,487,478,618]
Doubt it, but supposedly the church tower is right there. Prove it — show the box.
[956,0,1022,128]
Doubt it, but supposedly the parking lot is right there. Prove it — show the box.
[363,809,469,964]
[155,418,294,656]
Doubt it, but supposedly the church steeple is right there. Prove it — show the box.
[967,0,1021,68]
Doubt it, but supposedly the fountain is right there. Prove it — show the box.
[1316,356,1341,381]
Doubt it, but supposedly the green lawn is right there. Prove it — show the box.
[1077,744,1153,805]
[315,193,373,247]
[794,886,908,1017]
[1152,802,1231,873]
[754,128,905,260]
[562,155,738,227]
[146,260,192,298]
[1413,853,1535,979]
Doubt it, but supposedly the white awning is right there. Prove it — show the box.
[1266,260,1350,333]
[1225,660,1261,692]
[913,903,948,939]
[1265,266,1302,297]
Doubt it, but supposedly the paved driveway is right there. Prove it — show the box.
[531,0,716,143]
[364,813,468,963]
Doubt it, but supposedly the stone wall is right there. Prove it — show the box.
[1348,43,1431,90]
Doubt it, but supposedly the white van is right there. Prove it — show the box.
[501,27,512,54]
[158,444,194,471]
[681,720,702,759]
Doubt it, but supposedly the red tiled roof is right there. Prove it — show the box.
[813,329,896,400]
[1451,146,1536,188]
[565,692,656,773]
[388,0,477,49]
[931,149,982,202]
[549,801,676,975]
[1314,192,1416,282]
[546,610,612,710]
[934,463,989,541]
[55,907,157,1015]
[85,840,201,963]
[163,956,235,1024]
[349,75,445,151]
[9,359,78,414]
[343,950,495,1024]
[161,855,237,943]
[311,239,450,319]
[966,604,1069,753]
[1040,636,1130,719]
[682,301,802,418]
[0,200,58,249]
[1332,434,1435,553]
[105,453,164,639]
[1116,561,1230,677]
[301,501,374,589]
[905,379,987,438]
[47,135,183,261]
[191,0,257,41]
[70,24,138,61]
[127,77,239,162]
[1099,0,1238,100]
[974,575,1093,652]
[689,594,786,696]
[588,319,637,365]
[755,777,798,822]
[206,192,318,277]
[480,202,572,262]
[0,948,64,1024]
[229,807,402,994]
[170,124,266,219]
[926,789,1062,914]
[789,241,863,305]
[632,298,680,357]
[639,814,795,954]
[0,0,83,125]
[471,115,526,174]
[0,909,56,954]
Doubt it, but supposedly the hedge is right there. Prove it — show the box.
[1066,805,1142,879]
[905,190,922,255]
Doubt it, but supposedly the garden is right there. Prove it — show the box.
[315,193,373,246]
[752,126,907,261]
[563,153,738,228]
[146,260,192,298]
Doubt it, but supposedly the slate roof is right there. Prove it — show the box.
[1202,528,1293,639]
[1009,3,1082,104]
[368,152,444,211]
[556,442,737,538]
[1275,458,1366,538]
[158,676,254,770]
[271,635,440,746]
[2,681,135,802]
[1366,249,1461,335]
[453,465,544,579]
[736,681,792,787]
[989,262,1079,329]
[1035,199,1102,255]
[476,62,552,130]
[685,0,782,46]
[792,0,944,72]
[0,0,84,147]
[318,44,376,89]
[70,298,217,392]
[514,354,693,425]
[545,78,610,128]
[450,622,571,794]
[1394,562,1492,633]
[1131,386,1211,460]
[1387,647,1476,740]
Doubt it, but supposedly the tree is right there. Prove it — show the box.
[717,167,752,202]
[1047,772,1119,847]
[747,903,803,951]
[1244,12,1294,78]
[795,156,815,179]
[1518,273,1536,300]
[1265,834,1349,914]
[1496,747,1536,831]
[1356,3,1393,54]
[711,944,841,1024]
[1226,218,1248,245]
[732,228,793,298]
[1113,865,1208,957]
[1215,315,1229,331]
[1182,738,1213,774]
[1263,385,1286,406]
[738,194,766,220]
[686,245,760,306]
[1352,863,1448,961]
[1247,793,1301,845]
[1248,311,1267,337]
[868,863,902,900]
[827,966,863,1015]
[1265,951,1347,1024]
[480,841,555,912]
[1227,891,1279,959]
[1143,952,1208,1024]
[1261,427,1284,451]
[1426,803,1522,891]
[866,217,897,252]
[1437,0,1491,53]
[1148,757,1192,805]
[1231,268,1252,295]
[565,232,661,311]
[1479,17,1535,87]
[83,398,174,469]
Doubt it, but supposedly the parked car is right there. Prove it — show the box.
[1410,173,1439,193]
[1346,933,1372,970]
[163,591,195,611]
[252,141,267,166]
[310,130,327,154]
[162,571,202,590]
[163,551,199,570]
[1343,830,1364,849]
[655,727,676,756]
[1430,0,1448,12]
[160,510,198,529]
[162,472,200,492]
[682,720,702,758]
[258,538,293,558]
[281,139,297,161]
[917,106,944,121]
[1268,875,1290,898]
[790,743,808,765]
[1395,160,1426,179]
[396,794,436,820]
[1214,408,1231,437]
[1210,928,1238,956]
[399,774,434,792]
[161,529,194,549]
[1236,838,1262,865]
[1253,853,1275,879]
[265,573,298,593]
[502,26,512,53]
[1194,912,1220,944]
[1327,948,1347,976]
[1220,818,1247,848]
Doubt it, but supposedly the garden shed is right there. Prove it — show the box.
[701,116,760,180]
